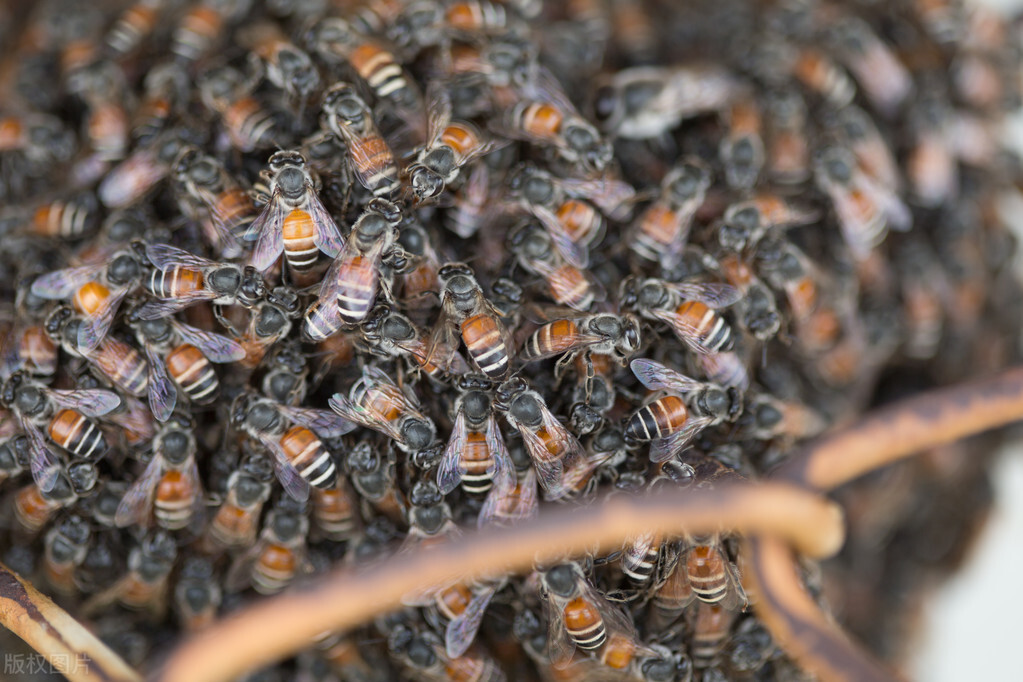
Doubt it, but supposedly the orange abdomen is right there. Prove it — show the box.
[531,319,582,357]
[20,327,57,376]
[461,313,508,379]
[521,102,563,139]
[438,583,473,620]
[556,199,601,245]
[440,122,480,159]
[640,201,684,245]
[563,597,601,631]
[0,117,24,150]
[73,281,110,315]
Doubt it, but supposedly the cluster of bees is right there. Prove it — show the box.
[0,0,1021,679]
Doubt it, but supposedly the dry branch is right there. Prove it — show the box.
[156,483,842,682]
[0,562,142,682]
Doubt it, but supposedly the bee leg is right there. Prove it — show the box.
[212,303,241,338]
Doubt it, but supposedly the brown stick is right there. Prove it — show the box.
[773,366,1023,491]
[156,483,842,682]
[746,366,1023,682]
[0,563,142,682]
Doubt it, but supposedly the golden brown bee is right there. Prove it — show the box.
[503,90,613,174]
[621,276,741,356]
[29,190,100,240]
[437,375,511,495]
[330,365,437,454]
[764,88,810,185]
[98,127,196,209]
[720,95,764,190]
[197,63,278,153]
[43,514,91,596]
[688,602,736,668]
[390,627,506,682]
[630,159,710,268]
[173,146,258,258]
[682,535,746,611]
[508,222,607,312]
[311,481,360,542]
[827,15,913,115]
[203,453,274,554]
[477,440,538,529]
[115,417,204,530]
[240,22,320,112]
[83,530,178,618]
[173,556,221,632]
[522,313,641,375]
[359,305,469,380]
[321,82,401,198]
[345,441,406,524]
[104,0,163,57]
[1,371,119,492]
[171,0,252,63]
[717,194,817,254]
[249,149,345,279]
[227,506,311,595]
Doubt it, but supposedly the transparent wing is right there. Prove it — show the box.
[648,415,712,463]
[328,392,405,442]
[47,388,122,417]
[31,265,99,300]
[22,417,62,492]
[437,410,467,494]
[225,539,264,592]
[630,358,707,394]
[278,405,358,438]
[522,329,603,362]
[531,203,588,269]
[87,337,149,397]
[446,584,497,658]
[77,287,129,354]
[424,83,453,149]
[114,455,163,527]
[518,426,565,499]
[485,419,511,490]
[143,343,177,423]
[171,320,246,363]
[559,176,637,221]
[250,194,287,272]
[334,122,397,193]
[145,242,215,271]
[664,281,742,308]
[649,308,724,356]
[544,594,576,669]
[258,433,311,502]
[308,192,345,258]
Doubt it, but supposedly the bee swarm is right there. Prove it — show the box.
[0,0,1021,680]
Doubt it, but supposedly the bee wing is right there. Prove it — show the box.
[558,176,637,221]
[328,393,405,442]
[424,83,454,148]
[278,405,358,438]
[225,539,265,592]
[250,193,287,272]
[258,433,311,503]
[531,203,589,269]
[308,192,345,258]
[47,388,122,417]
[134,295,210,320]
[334,122,398,194]
[87,337,149,397]
[114,455,163,527]
[530,260,607,312]
[520,64,580,117]
[665,281,741,308]
[183,455,207,531]
[630,358,707,393]
[522,328,604,362]
[518,426,564,497]
[145,242,215,271]
[485,419,512,489]
[648,309,720,356]
[170,320,246,363]
[142,343,177,423]
[437,410,467,494]
[648,416,712,463]
[30,265,99,300]
[445,584,497,658]
[697,350,749,391]
[720,560,749,612]
[21,418,62,493]
[544,595,576,669]
[424,312,462,374]
[76,286,129,354]
[311,249,345,313]
[99,148,166,208]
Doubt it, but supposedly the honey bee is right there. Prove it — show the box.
[321,82,401,198]
[12,472,79,535]
[790,46,856,108]
[28,190,100,240]
[173,146,258,257]
[30,243,145,353]
[311,480,360,542]
[393,222,442,326]
[720,95,764,190]
[127,308,244,422]
[65,60,131,173]
[227,504,312,595]
[0,315,59,383]
[249,149,345,278]
[1,371,120,492]
[0,428,29,486]
[681,534,747,612]
[716,194,818,254]
[400,480,459,555]
[540,562,639,667]
[716,253,781,342]
[827,15,913,115]
[506,164,634,268]
[477,438,538,528]
[306,198,401,334]
[592,64,739,140]
[626,359,741,463]
[831,106,901,193]
[203,452,274,553]
[431,579,504,659]
[83,530,178,618]
[444,162,492,239]
[330,365,437,454]
[906,91,958,208]
[408,88,501,202]
[173,556,221,632]
[42,514,91,596]
[630,158,710,269]
[345,441,406,523]
[134,242,268,325]
[493,377,593,501]
[689,602,736,668]
[171,0,254,64]
[621,276,741,355]
[197,63,279,153]
[241,22,321,114]
[98,127,200,209]
[425,265,510,381]
[764,88,810,185]
[233,391,354,501]
[508,222,607,312]
[437,374,512,495]
[523,313,642,376]
[737,393,826,442]
[389,626,506,682]
[236,288,303,369]
[104,0,163,57]
[814,147,911,261]
[305,17,423,124]
[359,304,469,380]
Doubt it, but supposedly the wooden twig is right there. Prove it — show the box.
[156,483,842,682]
[0,563,142,682]
[773,366,1023,491]
[745,365,1023,682]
